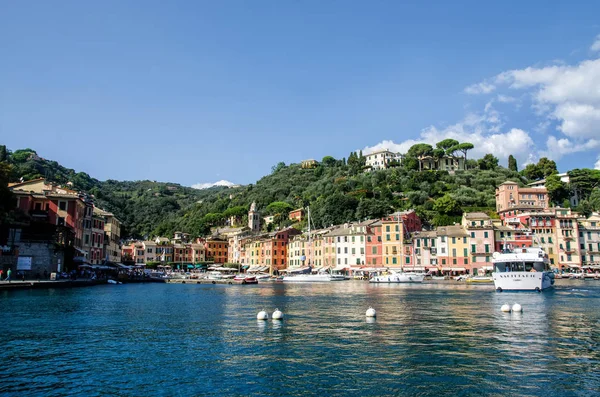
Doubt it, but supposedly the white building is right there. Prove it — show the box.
[528,172,580,207]
[365,150,403,171]
[326,223,367,268]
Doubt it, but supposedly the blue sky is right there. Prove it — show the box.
[1,1,600,188]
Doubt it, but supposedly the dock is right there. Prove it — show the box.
[0,279,107,291]
[165,278,255,285]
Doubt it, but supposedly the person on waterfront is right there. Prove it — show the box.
[6,268,11,282]
[0,269,3,280]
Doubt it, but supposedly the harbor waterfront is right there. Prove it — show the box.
[2,280,600,396]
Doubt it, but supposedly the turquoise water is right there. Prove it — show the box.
[1,280,599,397]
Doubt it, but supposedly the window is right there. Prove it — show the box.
[59,201,67,211]
[392,257,397,265]
[344,247,348,254]
[452,248,456,257]
[471,244,476,253]
[452,237,456,244]
[395,234,399,241]
[372,247,377,254]
[386,226,390,232]
[463,248,468,257]
[471,232,475,238]
[351,248,355,255]
[147,248,153,253]
[484,232,488,238]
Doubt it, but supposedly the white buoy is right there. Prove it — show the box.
[272,309,283,320]
[512,303,523,312]
[366,307,377,317]
[501,303,511,312]
[257,310,268,320]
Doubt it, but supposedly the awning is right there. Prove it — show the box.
[441,267,466,272]
[74,247,88,255]
[73,256,88,262]
[242,265,250,269]
[405,267,425,271]
[567,264,581,269]
[481,266,493,270]
[333,265,349,271]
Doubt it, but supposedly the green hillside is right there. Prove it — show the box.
[3,144,598,239]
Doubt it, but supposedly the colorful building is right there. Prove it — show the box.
[462,212,495,275]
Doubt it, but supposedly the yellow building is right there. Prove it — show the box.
[381,215,404,268]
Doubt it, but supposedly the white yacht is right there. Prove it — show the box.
[369,271,425,283]
[492,247,554,292]
[281,273,346,282]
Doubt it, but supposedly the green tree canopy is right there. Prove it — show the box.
[508,155,518,172]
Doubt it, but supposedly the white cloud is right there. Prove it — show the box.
[595,156,600,170]
[493,59,600,140]
[362,103,535,165]
[542,136,600,160]
[591,34,600,52]
[192,180,236,189]
[464,81,496,94]
[497,95,517,103]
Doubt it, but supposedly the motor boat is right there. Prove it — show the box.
[369,271,424,283]
[465,275,494,284]
[492,247,554,292]
[233,274,258,284]
[281,273,346,282]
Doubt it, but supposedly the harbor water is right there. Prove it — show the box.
[1,280,600,396]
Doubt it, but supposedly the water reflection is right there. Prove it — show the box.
[1,280,599,396]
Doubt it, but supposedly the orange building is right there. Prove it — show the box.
[288,208,304,222]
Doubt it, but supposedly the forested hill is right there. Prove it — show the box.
[3,145,598,239]
[0,147,223,237]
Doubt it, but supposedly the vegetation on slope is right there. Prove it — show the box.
[2,143,599,239]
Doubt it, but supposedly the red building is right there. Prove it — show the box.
[365,220,383,267]
[10,179,86,250]
[288,208,304,222]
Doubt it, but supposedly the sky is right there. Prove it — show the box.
[1,1,600,189]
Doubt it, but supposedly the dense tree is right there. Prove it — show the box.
[545,173,570,204]
[0,145,7,162]
[0,162,16,222]
[538,157,558,177]
[265,201,294,216]
[478,154,499,170]
[436,139,459,153]
[521,163,543,181]
[508,155,518,172]
[451,142,475,161]
[433,194,461,215]
[568,168,600,202]
[321,156,337,167]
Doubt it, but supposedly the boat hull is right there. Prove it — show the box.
[281,274,345,282]
[369,273,424,283]
[492,271,554,291]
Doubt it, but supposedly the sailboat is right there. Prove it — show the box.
[281,207,345,283]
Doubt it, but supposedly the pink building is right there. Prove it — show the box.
[462,212,495,275]
[495,181,549,219]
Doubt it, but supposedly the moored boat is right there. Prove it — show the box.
[233,274,258,284]
[492,247,554,292]
[369,271,424,283]
[281,273,345,282]
[465,275,494,284]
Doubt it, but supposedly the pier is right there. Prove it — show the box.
[166,278,255,285]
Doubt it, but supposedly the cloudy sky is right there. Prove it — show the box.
[1,1,599,188]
